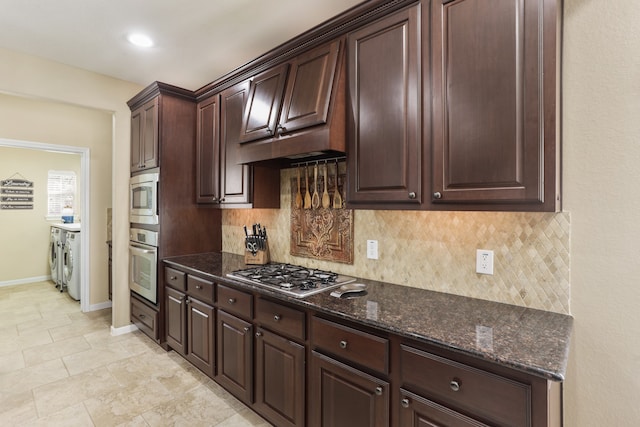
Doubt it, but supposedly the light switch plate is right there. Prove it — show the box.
[367,240,379,260]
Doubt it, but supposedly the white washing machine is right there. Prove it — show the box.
[49,226,64,288]
[62,230,81,301]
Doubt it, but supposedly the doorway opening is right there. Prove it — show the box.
[0,138,92,312]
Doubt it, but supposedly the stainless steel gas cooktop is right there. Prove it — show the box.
[226,263,356,298]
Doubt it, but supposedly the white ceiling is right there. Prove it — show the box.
[0,0,364,91]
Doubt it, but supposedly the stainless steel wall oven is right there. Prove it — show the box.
[129,228,158,304]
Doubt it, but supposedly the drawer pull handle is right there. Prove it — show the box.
[433,191,442,199]
[139,314,145,319]
[375,386,383,396]
[228,298,236,304]
[339,340,348,349]
[408,191,416,199]
[170,276,177,280]
[255,331,263,337]
[244,327,250,332]
[195,285,202,290]
[450,379,461,392]
[273,314,281,322]
[401,398,410,408]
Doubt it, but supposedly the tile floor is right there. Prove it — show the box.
[0,281,273,426]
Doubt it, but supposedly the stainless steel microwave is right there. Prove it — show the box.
[130,171,159,225]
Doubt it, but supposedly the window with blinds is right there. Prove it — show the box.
[47,170,76,217]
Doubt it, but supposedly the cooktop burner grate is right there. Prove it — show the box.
[227,263,356,298]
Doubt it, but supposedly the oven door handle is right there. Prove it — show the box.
[129,243,157,254]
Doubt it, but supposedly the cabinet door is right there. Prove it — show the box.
[255,328,305,427]
[130,97,159,172]
[310,351,389,427]
[186,297,215,378]
[431,0,559,210]
[165,287,187,355]
[141,97,159,170]
[216,310,253,404]
[130,107,142,172]
[399,389,489,427]
[278,40,341,134]
[219,81,252,205]
[196,95,220,203]
[347,4,422,206]
[239,63,289,143]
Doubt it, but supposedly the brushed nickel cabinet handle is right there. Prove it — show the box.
[339,340,347,349]
[375,386,383,396]
[228,298,236,304]
[401,398,410,408]
[274,314,281,322]
[255,331,263,337]
[195,285,202,290]
[433,192,442,199]
[408,192,416,199]
[450,379,461,392]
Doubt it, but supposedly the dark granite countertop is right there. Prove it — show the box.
[164,252,573,381]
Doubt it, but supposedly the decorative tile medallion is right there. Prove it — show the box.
[289,165,353,263]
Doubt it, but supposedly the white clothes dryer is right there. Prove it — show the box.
[62,231,81,301]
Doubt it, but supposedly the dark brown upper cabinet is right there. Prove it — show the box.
[346,4,423,208]
[196,95,220,203]
[130,97,159,172]
[278,40,341,134]
[239,63,289,144]
[430,0,561,211]
[196,82,280,208]
[236,39,346,164]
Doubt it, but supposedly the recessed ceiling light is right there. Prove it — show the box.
[127,33,154,48]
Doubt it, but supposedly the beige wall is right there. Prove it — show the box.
[0,145,81,282]
[563,0,640,425]
[0,47,142,325]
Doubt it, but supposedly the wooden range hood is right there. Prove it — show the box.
[232,38,347,167]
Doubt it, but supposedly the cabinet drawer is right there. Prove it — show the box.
[165,267,186,291]
[311,317,389,374]
[401,345,531,427]
[187,275,215,304]
[217,284,252,319]
[130,294,159,341]
[255,298,305,341]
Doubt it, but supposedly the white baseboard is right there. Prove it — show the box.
[0,275,52,287]
[111,323,138,336]
[88,301,113,311]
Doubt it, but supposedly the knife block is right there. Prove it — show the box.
[245,247,269,265]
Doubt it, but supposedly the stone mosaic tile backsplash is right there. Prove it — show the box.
[222,168,571,314]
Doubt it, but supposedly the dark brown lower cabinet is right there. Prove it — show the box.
[254,328,305,427]
[309,351,389,427]
[186,297,215,378]
[216,310,253,404]
[165,287,187,355]
[399,389,489,427]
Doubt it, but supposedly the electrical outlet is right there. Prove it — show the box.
[367,240,379,260]
[476,249,494,275]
